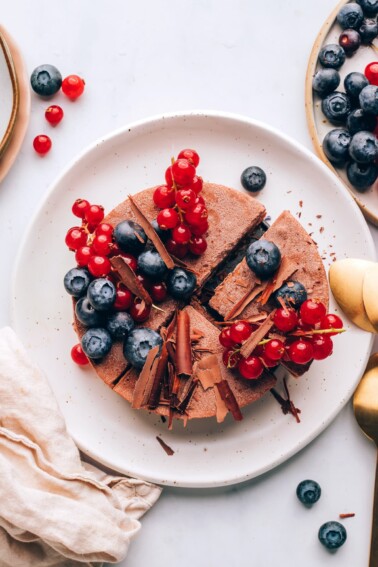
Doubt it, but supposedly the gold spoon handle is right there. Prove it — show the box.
[370,451,378,567]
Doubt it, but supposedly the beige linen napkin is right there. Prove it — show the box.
[0,327,161,567]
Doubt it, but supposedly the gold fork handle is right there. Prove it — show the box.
[370,451,378,567]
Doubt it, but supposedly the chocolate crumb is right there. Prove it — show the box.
[339,513,355,519]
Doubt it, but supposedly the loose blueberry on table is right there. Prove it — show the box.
[318,521,347,550]
[218,240,344,382]
[313,0,378,192]
[296,479,321,506]
[64,148,206,366]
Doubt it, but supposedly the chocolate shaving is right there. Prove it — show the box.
[175,378,198,413]
[224,283,264,321]
[170,254,199,275]
[175,310,192,379]
[270,376,301,423]
[156,436,174,456]
[147,343,169,409]
[240,311,276,358]
[339,513,355,519]
[215,380,243,421]
[258,257,299,305]
[196,354,228,423]
[110,256,152,306]
[128,195,175,269]
[131,346,160,409]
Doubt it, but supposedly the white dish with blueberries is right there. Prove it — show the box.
[306,0,378,225]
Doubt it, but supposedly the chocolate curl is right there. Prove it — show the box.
[175,310,193,379]
[224,284,264,321]
[156,436,174,456]
[147,343,169,409]
[195,354,228,423]
[215,380,243,421]
[240,311,276,359]
[131,346,160,409]
[128,194,175,269]
[110,255,152,306]
[258,257,299,305]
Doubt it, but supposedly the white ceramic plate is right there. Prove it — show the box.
[306,0,378,226]
[11,111,375,488]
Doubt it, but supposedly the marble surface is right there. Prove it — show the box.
[1,1,378,565]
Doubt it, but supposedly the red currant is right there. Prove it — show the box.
[165,238,189,258]
[296,318,314,332]
[176,188,197,210]
[95,223,114,239]
[85,204,104,226]
[136,273,151,290]
[130,298,151,322]
[150,282,167,303]
[265,339,285,361]
[92,234,111,256]
[320,313,343,336]
[165,166,175,188]
[222,349,241,368]
[189,235,207,255]
[312,335,333,360]
[229,321,253,344]
[72,198,90,219]
[71,343,89,366]
[189,175,203,194]
[65,227,87,250]
[365,62,378,86]
[33,134,52,155]
[153,185,175,209]
[45,105,64,125]
[288,340,314,365]
[260,351,279,368]
[238,356,263,380]
[300,299,327,326]
[273,308,298,332]
[87,255,111,277]
[194,195,205,206]
[114,285,133,310]
[120,252,138,272]
[219,328,236,348]
[190,220,209,236]
[75,245,93,266]
[177,148,200,167]
[185,203,208,227]
[171,158,196,186]
[62,74,85,99]
[172,223,192,244]
[157,208,179,229]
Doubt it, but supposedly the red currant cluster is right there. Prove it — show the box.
[154,149,208,258]
[219,299,344,380]
[33,75,85,155]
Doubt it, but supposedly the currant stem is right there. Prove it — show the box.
[290,327,346,337]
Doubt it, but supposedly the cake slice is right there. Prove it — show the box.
[209,210,329,377]
[113,305,276,421]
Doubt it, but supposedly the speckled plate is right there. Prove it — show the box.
[306,0,378,226]
[11,111,374,487]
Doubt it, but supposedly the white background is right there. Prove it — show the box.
[1,1,378,565]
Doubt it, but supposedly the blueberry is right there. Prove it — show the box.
[81,327,112,360]
[123,328,163,370]
[321,92,351,124]
[87,278,116,311]
[337,3,364,29]
[151,219,169,241]
[357,0,378,17]
[359,84,378,114]
[106,312,135,339]
[359,18,378,43]
[339,29,361,55]
[246,240,281,280]
[166,268,197,299]
[344,72,369,101]
[312,69,340,98]
[64,268,91,298]
[274,281,307,309]
[322,128,351,165]
[318,44,346,69]
[318,521,347,550]
[114,220,147,255]
[30,64,62,97]
[240,166,267,192]
[296,480,321,506]
[75,297,103,327]
[349,131,378,163]
[347,161,378,190]
[347,109,376,135]
[137,249,168,281]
